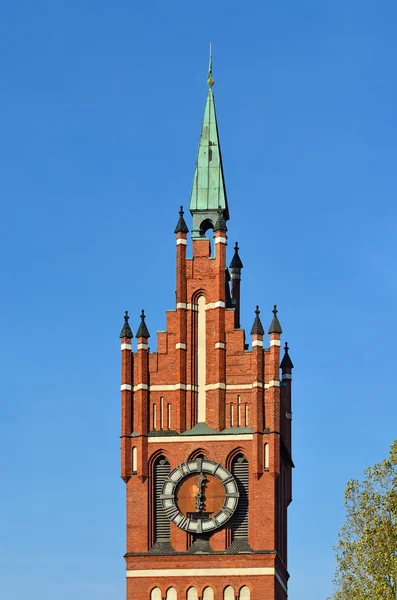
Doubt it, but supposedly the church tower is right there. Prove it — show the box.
[119,54,294,600]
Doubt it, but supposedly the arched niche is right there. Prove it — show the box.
[224,585,234,600]
[186,587,198,600]
[150,588,162,600]
[239,586,251,599]
[202,587,214,600]
[132,446,137,473]
[166,587,177,600]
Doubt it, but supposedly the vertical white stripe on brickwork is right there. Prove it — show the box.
[197,296,206,422]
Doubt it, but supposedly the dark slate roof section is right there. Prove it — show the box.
[268,305,283,334]
[136,309,150,339]
[229,242,243,269]
[280,342,294,369]
[119,310,133,339]
[174,205,189,234]
[250,306,265,336]
[213,206,228,232]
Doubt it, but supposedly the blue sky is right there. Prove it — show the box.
[1,1,397,599]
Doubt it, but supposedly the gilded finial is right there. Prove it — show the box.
[207,42,214,87]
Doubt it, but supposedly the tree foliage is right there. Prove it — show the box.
[330,440,397,600]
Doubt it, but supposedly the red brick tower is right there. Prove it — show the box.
[119,55,294,600]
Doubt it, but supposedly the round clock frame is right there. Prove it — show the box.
[160,458,239,534]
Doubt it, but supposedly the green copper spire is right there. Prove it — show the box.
[189,47,229,239]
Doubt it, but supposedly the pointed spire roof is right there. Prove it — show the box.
[280,342,294,369]
[230,242,243,269]
[189,49,229,238]
[174,206,189,234]
[268,305,283,335]
[136,310,150,339]
[214,205,227,232]
[250,306,264,336]
[119,311,133,339]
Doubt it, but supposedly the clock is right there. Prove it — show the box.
[160,458,239,533]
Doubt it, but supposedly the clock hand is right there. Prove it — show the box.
[195,472,207,512]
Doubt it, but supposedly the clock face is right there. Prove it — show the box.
[160,458,239,533]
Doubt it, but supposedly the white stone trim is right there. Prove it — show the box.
[252,340,263,347]
[270,339,281,347]
[205,300,225,310]
[267,380,280,388]
[214,237,227,245]
[134,383,149,391]
[226,384,252,390]
[148,383,198,392]
[126,567,283,580]
[137,343,148,351]
[120,384,132,391]
[215,342,226,349]
[120,343,132,351]
[176,238,187,246]
[148,433,253,443]
[175,343,187,350]
[283,373,292,380]
[205,382,226,391]
[252,381,265,389]
[176,302,198,311]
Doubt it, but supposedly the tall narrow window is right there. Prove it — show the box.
[166,588,177,600]
[244,403,248,427]
[160,397,164,430]
[154,456,170,543]
[132,447,137,473]
[153,404,157,430]
[230,403,234,427]
[197,296,206,422]
[167,403,171,429]
[237,396,241,427]
[231,454,249,540]
[264,443,269,470]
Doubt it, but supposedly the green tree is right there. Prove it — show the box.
[330,440,397,600]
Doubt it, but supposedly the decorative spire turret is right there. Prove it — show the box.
[250,306,264,336]
[268,305,283,335]
[174,206,189,234]
[136,310,150,339]
[280,342,294,370]
[189,49,229,239]
[230,242,243,269]
[119,310,133,339]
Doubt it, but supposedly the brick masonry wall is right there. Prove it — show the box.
[121,233,292,600]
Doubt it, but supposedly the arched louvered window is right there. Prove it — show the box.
[239,585,251,599]
[154,456,170,542]
[202,587,214,600]
[166,587,177,600]
[186,587,198,600]
[150,588,162,600]
[223,586,234,600]
[231,454,249,540]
